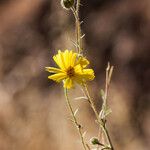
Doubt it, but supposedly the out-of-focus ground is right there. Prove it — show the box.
[0,0,149,149]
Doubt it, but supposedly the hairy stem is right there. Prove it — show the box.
[76,0,82,52]
[76,0,81,13]
[82,84,114,150]
[64,89,87,150]
[71,4,82,53]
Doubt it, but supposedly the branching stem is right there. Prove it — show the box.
[82,84,114,150]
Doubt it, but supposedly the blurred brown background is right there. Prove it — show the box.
[0,0,149,149]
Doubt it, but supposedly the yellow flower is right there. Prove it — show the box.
[45,50,95,89]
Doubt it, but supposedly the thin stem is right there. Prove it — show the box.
[76,0,81,13]
[102,127,114,150]
[104,63,114,107]
[104,66,109,106]
[104,63,113,106]
[71,5,82,53]
[83,83,102,124]
[98,64,114,149]
[86,143,91,150]
[76,0,82,53]
[82,84,114,150]
[98,66,110,145]
[64,89,87,150]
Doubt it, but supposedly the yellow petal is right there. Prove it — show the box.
[63,78,74,89]
[70,52,77,67]
[59,50,66,69]
[73,68,95,85]
[76,56,89,68]
[82,69,95,80]
[48,73,66,82]
[68,51,73,66]
[63,50,69,68]
[74,64,83,74]
[45,67,63,73]
[53,51,66,70]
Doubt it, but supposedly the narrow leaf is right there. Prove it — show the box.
[67,117,74,123]
[104,108,112,117]
[74,96,88,100]
[74,108,79,116]
[80,34,85,39]
[80,21,84,25]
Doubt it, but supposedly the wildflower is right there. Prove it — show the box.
[46,50,95,89]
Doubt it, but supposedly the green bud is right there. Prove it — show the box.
[90,137,100,145]
[61,0,74,10]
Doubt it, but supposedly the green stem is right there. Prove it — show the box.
[64,89,87,150]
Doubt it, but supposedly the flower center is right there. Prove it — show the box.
[67,66,75,77]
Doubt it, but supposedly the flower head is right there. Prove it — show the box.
[46,50,95,89]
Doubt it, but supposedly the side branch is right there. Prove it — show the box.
[64,89,87,150]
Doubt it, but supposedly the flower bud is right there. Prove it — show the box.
[61,0,74,10]
[90,137,100,145]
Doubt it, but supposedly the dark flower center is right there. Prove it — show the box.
[67,66,75,77]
